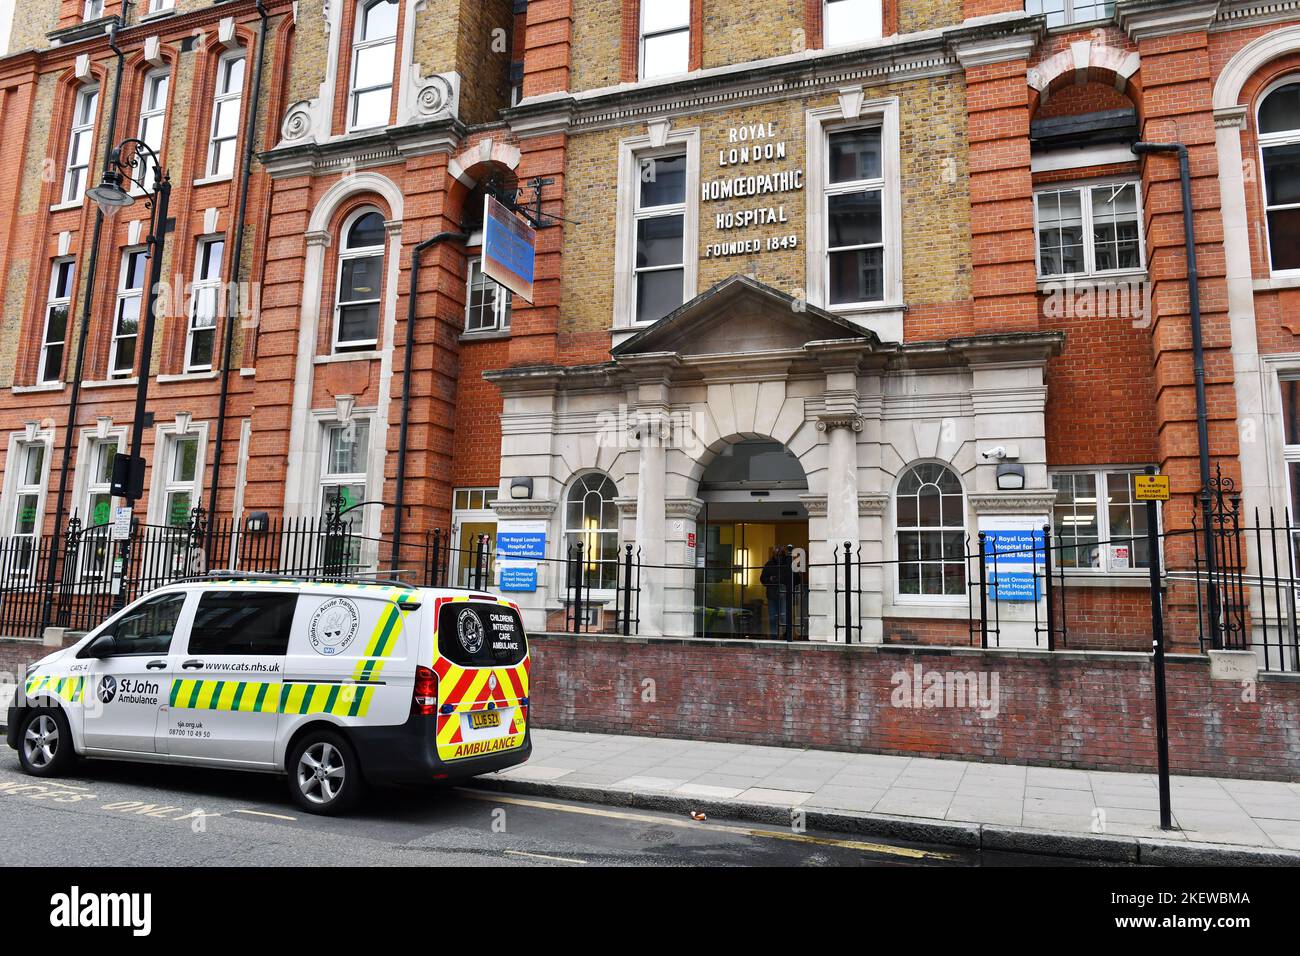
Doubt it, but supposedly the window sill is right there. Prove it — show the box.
[48,200,84,213]
[239,367,256,377]
[826,300,905,316]
[192,174,234,188]
[460,330,511,343]
[11,382,65,394]
[1037,270,1147,289]
[886,599,968,619]
[315,351,381,365]
[1254,275,1300,291]
[157,370,218,383]
[82,377,138,389]
[140,7,177,22]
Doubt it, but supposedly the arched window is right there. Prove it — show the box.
[334,209,386,350]
[895,462,966,598]
[1259,80,1300,273]
[564,473,620,590]
[349,0,398,131]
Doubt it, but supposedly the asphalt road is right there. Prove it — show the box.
[0,753,1104,867]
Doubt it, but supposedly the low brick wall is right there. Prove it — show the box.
[528,633,1300,781]
[0,637,68,683]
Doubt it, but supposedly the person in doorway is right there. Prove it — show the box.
[760,547,792,638]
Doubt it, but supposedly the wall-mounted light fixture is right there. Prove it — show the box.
[510,477,534,500]
[996,462,1026,491]
[245,511,270,533]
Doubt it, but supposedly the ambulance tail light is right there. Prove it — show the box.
[412,666,438,716]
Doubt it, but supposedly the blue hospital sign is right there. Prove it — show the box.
[483,195,536,303]
[983,527,1046,603]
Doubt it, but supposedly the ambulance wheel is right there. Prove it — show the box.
[288,730,363,815]
[17,707,75,777]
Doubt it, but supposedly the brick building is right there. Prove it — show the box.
[2,0,1300,657]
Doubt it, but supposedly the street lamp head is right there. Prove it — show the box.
[87,168,135,214]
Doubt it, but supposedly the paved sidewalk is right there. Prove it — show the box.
[485,729,1300,859]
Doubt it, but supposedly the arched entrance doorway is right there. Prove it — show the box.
[695,440,809,639]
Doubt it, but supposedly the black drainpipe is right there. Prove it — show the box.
[1132,140,1219,646]
[41,13,128,630]
[391,231,467,570]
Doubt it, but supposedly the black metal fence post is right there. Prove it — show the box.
[977,532,990,649]
[621,543,633,636]
[1042,522,1055,652]
[842,541,853,645]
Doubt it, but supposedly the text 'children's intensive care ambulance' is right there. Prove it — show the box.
[5,577,532,814]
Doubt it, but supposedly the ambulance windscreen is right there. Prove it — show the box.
[437,603,527,668]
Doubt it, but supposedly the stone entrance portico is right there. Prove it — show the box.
[487,276,1064,642]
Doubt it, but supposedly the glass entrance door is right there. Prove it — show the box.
[451,487,498,587]
[695,520,809,639]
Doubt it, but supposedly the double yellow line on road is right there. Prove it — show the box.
[458,789,960,862]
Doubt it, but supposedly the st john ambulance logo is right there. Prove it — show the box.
[98,675,117,704]
[457,607,485,654]
[309,598,360,656]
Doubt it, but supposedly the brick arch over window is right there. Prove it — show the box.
[1027,39,1142,116]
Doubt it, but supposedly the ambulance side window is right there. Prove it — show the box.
[101,592,187,656]
[187,591,298,656]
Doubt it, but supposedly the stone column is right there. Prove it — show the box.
[817,414,863,643]
[633,407,669,636]
[663,497,703,637]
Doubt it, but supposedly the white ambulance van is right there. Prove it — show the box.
[5,577,532,814]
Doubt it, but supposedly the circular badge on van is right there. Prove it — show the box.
[309,598,360,656]
[457,607,485,655]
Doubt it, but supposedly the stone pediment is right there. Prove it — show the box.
[611,275,880,358]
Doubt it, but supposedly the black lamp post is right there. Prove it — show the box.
[87,138,171,608]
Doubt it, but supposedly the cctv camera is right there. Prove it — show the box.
[981,446,1007,461]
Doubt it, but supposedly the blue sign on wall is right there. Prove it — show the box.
[983,527,1046,602]
[500,566,538,593]
[484,196,536,303]
[497,531,546,560]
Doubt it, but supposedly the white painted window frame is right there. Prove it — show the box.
[349,0,398,132]
[62,85,99,205]
[132,68,170,196]
[333,208,386,351]
[1033,177,1146,280]
[639,0,691,81]
[187,236,224,372]
[805,98,903,324]
[613,127,700,334]
[111,247,148,378]
[206,52,246,179]
[892,461,968,606]
[465,258,512,334]
[1048,466,1163,575]
[2,434,52,579]
[39,257,75,385]
[148,423,206,529]
[1257,75,1300,279]
[822,0,883,49]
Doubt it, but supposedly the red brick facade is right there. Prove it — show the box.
[3,1,1300,657]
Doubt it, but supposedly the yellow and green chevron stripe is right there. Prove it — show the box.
[350,592,417,683]
[23,674,86,703]
[169,679,375,717]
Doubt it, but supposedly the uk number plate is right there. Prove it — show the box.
[469,711,501,730]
